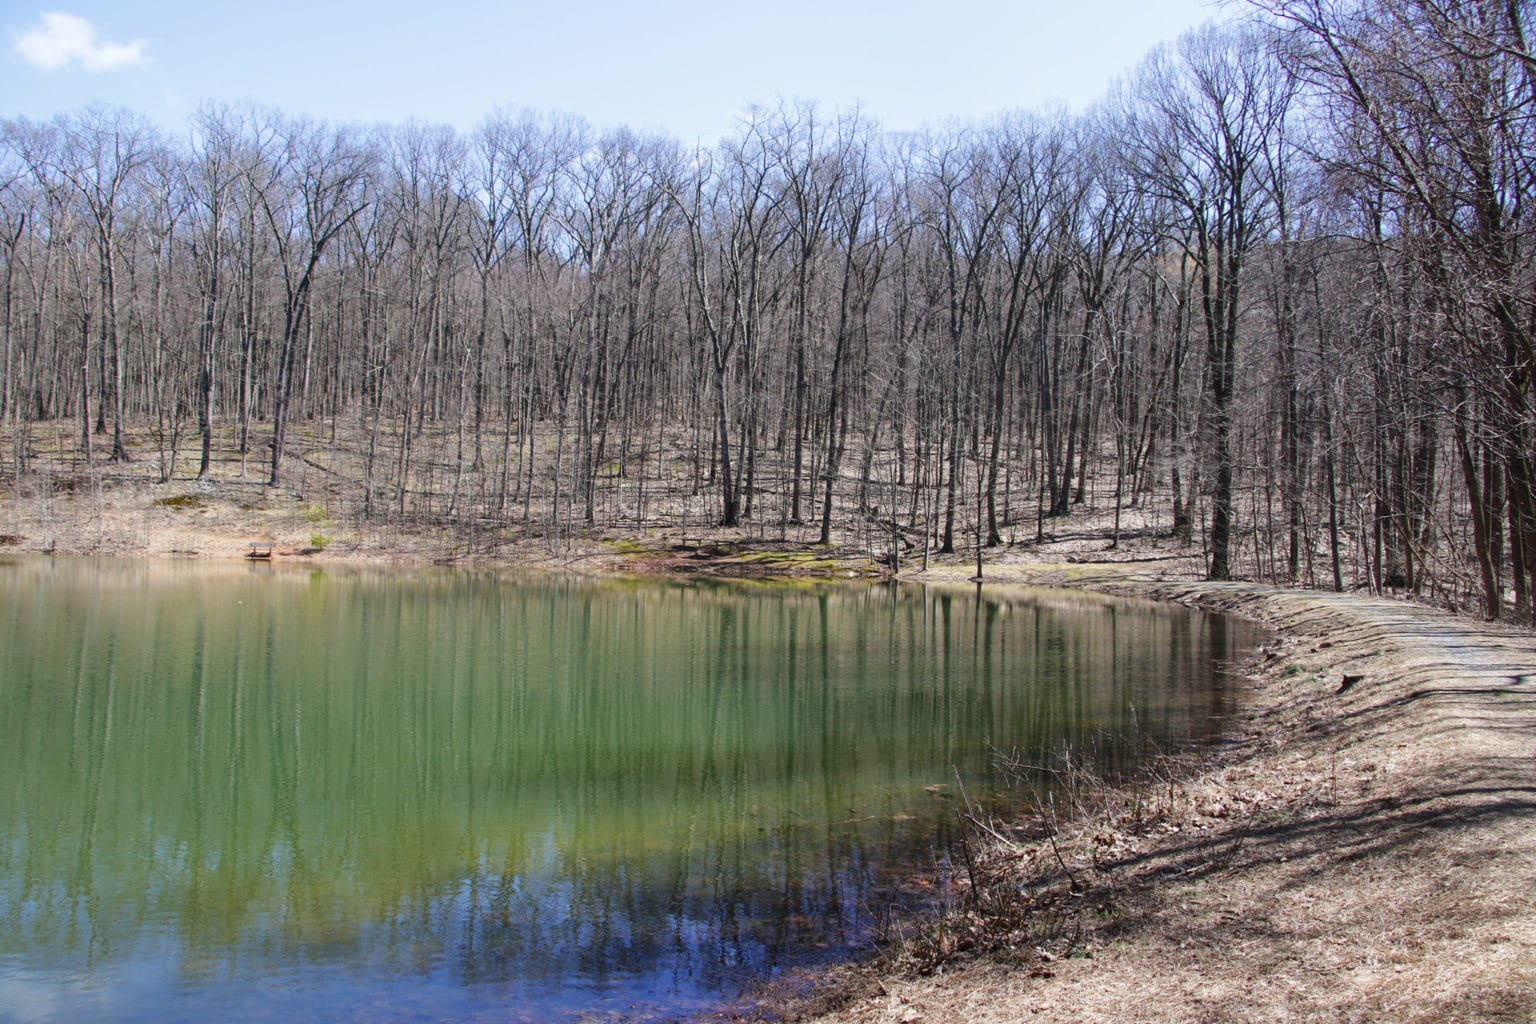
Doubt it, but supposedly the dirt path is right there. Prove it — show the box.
[799,571,1536,1024]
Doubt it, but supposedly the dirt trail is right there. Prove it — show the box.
[802,571,1536,1024]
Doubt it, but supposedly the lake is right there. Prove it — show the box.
[0,557,1259,1022]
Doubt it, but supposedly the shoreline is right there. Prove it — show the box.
[775,577,1536,1024]
[3,482,1534,1022]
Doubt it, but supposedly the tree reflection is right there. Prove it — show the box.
[0,561,1257,1018]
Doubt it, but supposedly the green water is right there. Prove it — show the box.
[0,557,1259,1022]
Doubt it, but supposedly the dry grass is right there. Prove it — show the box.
[769,583,1536,1024]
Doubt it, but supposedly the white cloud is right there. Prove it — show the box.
[14,11,147,73]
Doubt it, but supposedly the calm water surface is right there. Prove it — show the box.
[0,557,1260,1022]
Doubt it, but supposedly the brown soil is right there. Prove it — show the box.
[2,462,1533,1024]
[764,561,1536,1024]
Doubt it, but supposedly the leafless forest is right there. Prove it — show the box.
[1,0,1532,620]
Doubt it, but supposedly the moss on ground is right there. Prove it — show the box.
[153,495,207,510]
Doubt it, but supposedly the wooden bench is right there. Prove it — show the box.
[244,542,274,560]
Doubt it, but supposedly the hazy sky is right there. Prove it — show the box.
[2,1,1221,142]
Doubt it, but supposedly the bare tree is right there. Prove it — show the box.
[254,117,371,488]
[51,108,155,462]
[1117,24,1295,579]
[185,105,250,480]
[1257,0,1536,616]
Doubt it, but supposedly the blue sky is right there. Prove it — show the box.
[2,1,1219,142]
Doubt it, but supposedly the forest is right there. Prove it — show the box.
[1,0,1532,622]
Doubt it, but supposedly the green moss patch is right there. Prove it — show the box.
[153,495,207,510]
[602,538,661,556]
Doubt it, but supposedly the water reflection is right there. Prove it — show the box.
[0,557,1259,1021]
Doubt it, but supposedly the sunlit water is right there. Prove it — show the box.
[0,557,1260,1022]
